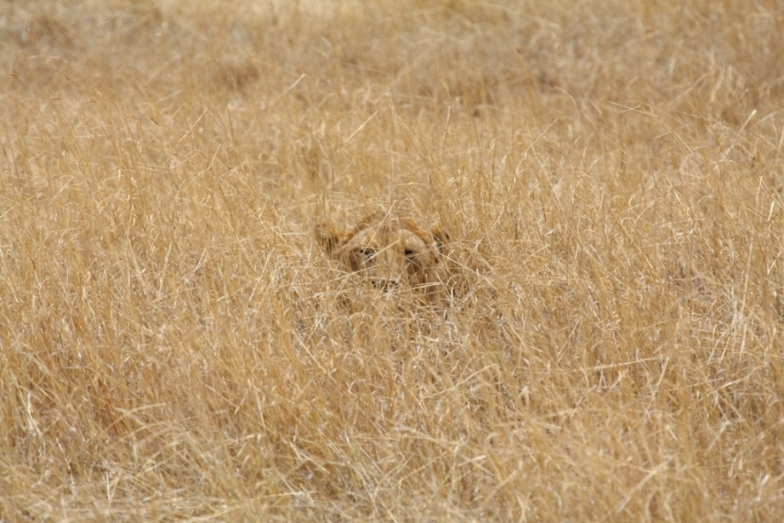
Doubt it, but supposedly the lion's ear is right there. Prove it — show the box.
[315,223,345,255]
[431,227,451,257]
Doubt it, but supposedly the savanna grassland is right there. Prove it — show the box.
[2,0,784,521]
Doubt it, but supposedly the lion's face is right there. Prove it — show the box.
[315,212,449,294]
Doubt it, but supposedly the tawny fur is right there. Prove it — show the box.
[315,211,451,300]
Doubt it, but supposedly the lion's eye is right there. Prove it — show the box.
[361,248,375,262]
[404,249,416,258]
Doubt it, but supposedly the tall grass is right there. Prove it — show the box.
[1,0,783,520]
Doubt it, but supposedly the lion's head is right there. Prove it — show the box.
[315,212,450,298]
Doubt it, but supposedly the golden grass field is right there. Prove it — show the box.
[2,0,784,520]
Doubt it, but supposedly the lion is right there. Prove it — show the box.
[315,211,453,301]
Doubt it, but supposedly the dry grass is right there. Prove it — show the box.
[1,0,784,521]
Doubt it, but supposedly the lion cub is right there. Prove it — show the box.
[315,211,451,300]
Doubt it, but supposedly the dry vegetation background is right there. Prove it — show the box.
[1,0,784,521]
